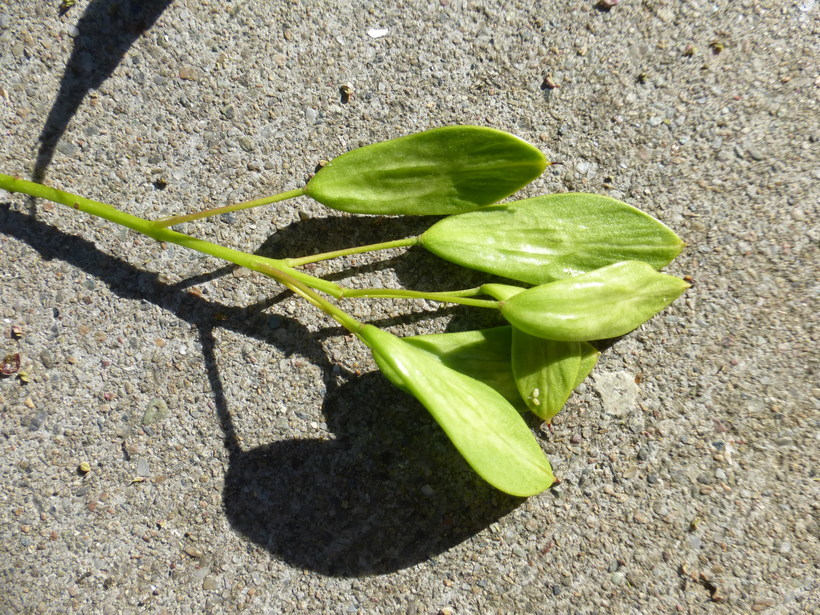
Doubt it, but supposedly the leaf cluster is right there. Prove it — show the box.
[0,126,688,497]
[296,126,687,495]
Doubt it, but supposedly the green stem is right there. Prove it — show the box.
[340,286,499,309]
[0,174,340,296]
[0,174,501,312]
[152,187,306,228]
[284,236,420,267]
[256,263,364,334]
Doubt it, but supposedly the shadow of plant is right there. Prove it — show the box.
[256,212,501,294]
[222,371,521,576]
[0,203,523,576]
[34,0,174,183]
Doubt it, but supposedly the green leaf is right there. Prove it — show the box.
[420,193,685,283]
[358,325,554,497]
[575,342,600,390]
[500,261,690,341]
[511,332,599,421]
[305,126,547,215]
[402,326,521,407]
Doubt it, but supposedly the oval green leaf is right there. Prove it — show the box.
[402,326,521,407]
[358,325,554,496]
[500,261,690,341]
[305,126,547,215]
[511,331,599,421]
[420,193,685,283]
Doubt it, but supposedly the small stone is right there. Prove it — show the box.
[593,371,638,416]
[142,398,169,426]
[747,147,765,161]
[622,464,639,480]
[178,66,200,80]
[238,136,254,152]
[40,348,57,369]
[56,142,77,156]
[136,458,150,477]
[184,546,203,558]
[78,462,91,474]
[367,27,389,39]
[779,541,791,554]
[28,410,46,431]
[608,560,619,573]
[202,576,218,591]
[751,597,775,611]
[611,571,626,586]
[68,25,80,38]
[633,511,649,524]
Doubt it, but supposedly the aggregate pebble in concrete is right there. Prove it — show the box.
[1,1,817,613]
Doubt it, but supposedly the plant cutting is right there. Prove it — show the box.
[0,126,687,497]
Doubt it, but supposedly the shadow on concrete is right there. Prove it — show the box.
[0,203,522,576]
[34,0,173,184]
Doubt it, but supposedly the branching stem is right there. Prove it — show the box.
[0,173,503,313]
[0,174,339,296]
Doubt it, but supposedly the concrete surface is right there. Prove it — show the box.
[0,0,817,613]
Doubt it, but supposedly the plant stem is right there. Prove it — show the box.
[152,187,307,228]
[255,262,364,334]
[0,174,500,311]
[0,173,340,296]
[340,286,499,309]
[284,236,420,267]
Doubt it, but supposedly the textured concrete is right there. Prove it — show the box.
[0,1,817,613]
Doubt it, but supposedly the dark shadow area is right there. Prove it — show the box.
[0,203,523,576]
[256,213,506,295]
[256,213,435,264]
[34,0,174,184]
[223,371,522,576]
[0,204,323,367]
